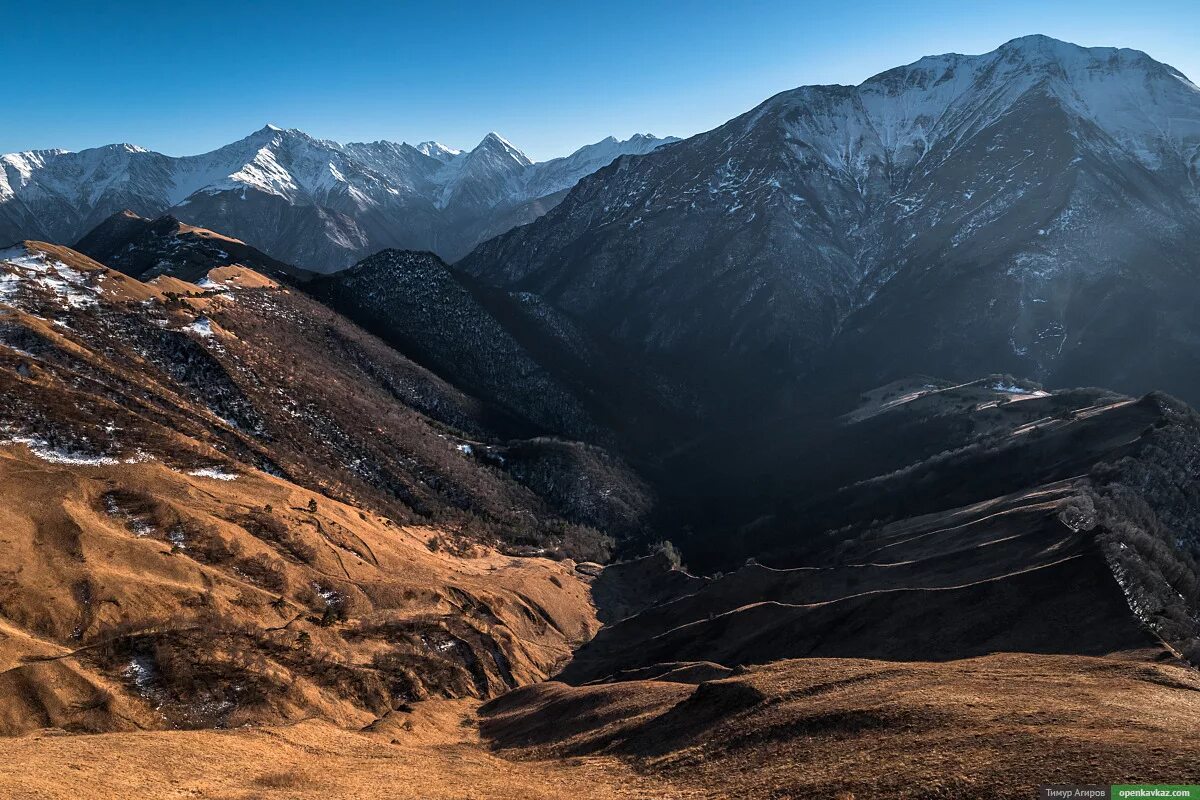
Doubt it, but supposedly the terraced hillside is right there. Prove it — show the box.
[474,379,1200,799]
[570,381,1200,681]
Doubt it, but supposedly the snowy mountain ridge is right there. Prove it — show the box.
[819,34,1200,177]
[0,127,677,269]
[460,34,1200,417]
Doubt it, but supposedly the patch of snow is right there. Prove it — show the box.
[184,317,215,337]
[990,381,1035,394]
[3,435,118,466]
[167,525,188,549]
[0,247,101,310]
[415,141,463,162]
[0,272,19,300]
[124,654,157,693]
[312,583,345,611]
[186,466,238,480]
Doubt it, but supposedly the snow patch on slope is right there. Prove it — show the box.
[0,246,103,310]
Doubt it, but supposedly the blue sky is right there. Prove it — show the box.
[3,0,1197,161]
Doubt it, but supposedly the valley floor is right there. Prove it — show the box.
[0,699,696,800]
[4,652,1198,800]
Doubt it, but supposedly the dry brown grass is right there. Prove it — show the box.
[483,652,1200,799]
[0,446,599,735]
[0,700,695,800]
[252,769,313,789]
[6,652,1197,799]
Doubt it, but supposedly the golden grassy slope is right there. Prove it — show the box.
[7,651,1194,800]
[0,700,696,800]
[0,444,598,735]
[483,652,1200,799]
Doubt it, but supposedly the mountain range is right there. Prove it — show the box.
[0,128,675,270]
[462,34,1200,415]
[3,33,1200,799]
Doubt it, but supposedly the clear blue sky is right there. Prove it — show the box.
[3,0,1197,161]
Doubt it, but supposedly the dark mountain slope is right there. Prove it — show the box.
[75,210,313,283]
[307,250,700,451]
[460,36,1200,417]
[555,382,1200,685]
[306,250,601,442]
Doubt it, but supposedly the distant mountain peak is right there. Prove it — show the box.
[1,125,675,269]
[416,141,463,161]
[481,131,514,147]
[473,132,533,166]
[240,124,327,149]
[247,123,289,140]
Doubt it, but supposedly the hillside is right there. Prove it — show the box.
[307,249,701,452]
[0,447,597,734]
[0,241,652,558]
[555,382,1200,681]
[483,653,1200,799]
[74,210,312,283]
[0,238,683,738]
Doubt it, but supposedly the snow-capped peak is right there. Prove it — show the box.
[520,133,679,198]
[415,141,463,162]
[754,34,1200,179]
[994,33,1151,65]
[100,143,149,154]
[473,133,533,167]
[0,125,680,267]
